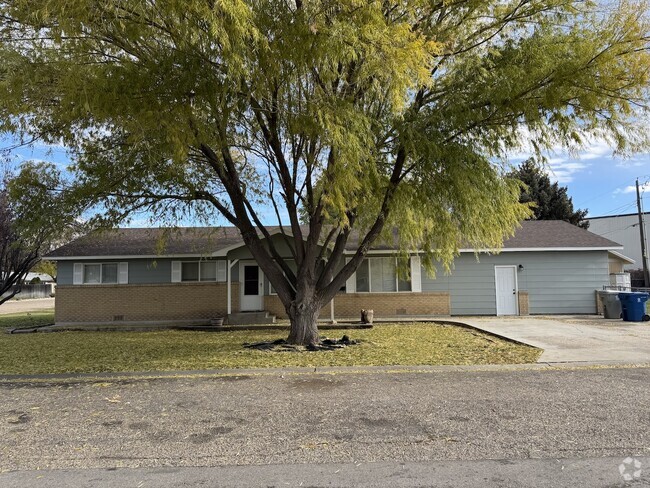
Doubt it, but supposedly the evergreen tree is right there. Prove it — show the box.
[510,160,589,229]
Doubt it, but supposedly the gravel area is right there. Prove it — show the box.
[1,367,649,472]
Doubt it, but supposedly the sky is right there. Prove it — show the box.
[4,135,650,224]
[508,139,650,218]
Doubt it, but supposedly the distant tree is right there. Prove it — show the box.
[510,160,589,229]
[32,260,57,282]
[0,163,80,304]
[0,185,39,303]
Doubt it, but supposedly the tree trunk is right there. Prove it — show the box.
[287,301,321,346]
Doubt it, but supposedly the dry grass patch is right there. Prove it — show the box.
[0,322,541,375]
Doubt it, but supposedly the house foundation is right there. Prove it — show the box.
[264,292,451,320]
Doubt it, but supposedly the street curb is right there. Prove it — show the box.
[0,362,648,385]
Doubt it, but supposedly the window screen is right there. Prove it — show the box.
[354,257,413,292]
[200,262,217,281]
[397,257,411,292]
[83,264,101,284]
[181,262,199,281]
[102,263,118,284]
[370,258,396,292]
[356,259,370,292]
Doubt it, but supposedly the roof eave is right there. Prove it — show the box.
[46,254,210,261]
[607,250,636,264]
[343,246,624,254]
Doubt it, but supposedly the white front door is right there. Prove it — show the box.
[495,266,518,316]
[240,261,264,311]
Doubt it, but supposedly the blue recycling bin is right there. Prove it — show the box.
[618,292,649,322]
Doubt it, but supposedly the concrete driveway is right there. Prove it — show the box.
[455,315,650,363]
[0,298,54,315]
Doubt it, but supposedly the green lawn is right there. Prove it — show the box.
[0,321,541,375]
[0,311,55,329]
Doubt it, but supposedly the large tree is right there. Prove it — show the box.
[0,163,78,304]
[1,1,648,344]
[0,182,39,304]
[510,160,589,228]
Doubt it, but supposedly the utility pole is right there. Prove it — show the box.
[636,178,650,288]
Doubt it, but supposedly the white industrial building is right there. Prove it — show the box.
[587,213,646,271]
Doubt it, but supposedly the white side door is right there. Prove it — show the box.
[240,261,264,311]
[495,266,518,316]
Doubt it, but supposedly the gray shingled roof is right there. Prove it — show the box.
[499,220,621,249]
[47,220,621,258]
[47,227,244,257]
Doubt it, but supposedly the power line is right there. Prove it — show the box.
[592,201,637,218]
[575,178,638,207]
[595,223,639,237]
[576,175,650,209]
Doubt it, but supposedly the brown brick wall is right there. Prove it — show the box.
[57,284,450,324]
[55,283,239,324]
[265,292,450,320]
[518,291,529,316]
[264,295,289,318]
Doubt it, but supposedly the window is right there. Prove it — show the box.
[269,259,298,295]
[370,258,396,292]
[179,261,226,282]
[269,276,298,295]
[181,262,199,281]
[356,259,370,292]
[83,264,101,284]
[83,263,120,284]
[200,262,217,281]
[397,276,412,292]
[397,257,412,292]
[269,260,297,295]
[102,263,118,284]
[243,265,259,295]
[355,257,412,293]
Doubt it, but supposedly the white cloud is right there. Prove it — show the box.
[511,118,650,186]
[616,152,650,168]
[533,142,609,184]
[507,131,622,184]
[616,182,650,194]
[578,139,613,160]
[15,157,71,171]
[546,160,589,184]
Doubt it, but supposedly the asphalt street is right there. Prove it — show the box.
[3,457,650,487]
[1,367,649,486]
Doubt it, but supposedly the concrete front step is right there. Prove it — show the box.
[227,311,276,325]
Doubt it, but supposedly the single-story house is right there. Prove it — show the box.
[46,220,631,326]
[24,272,55,284]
